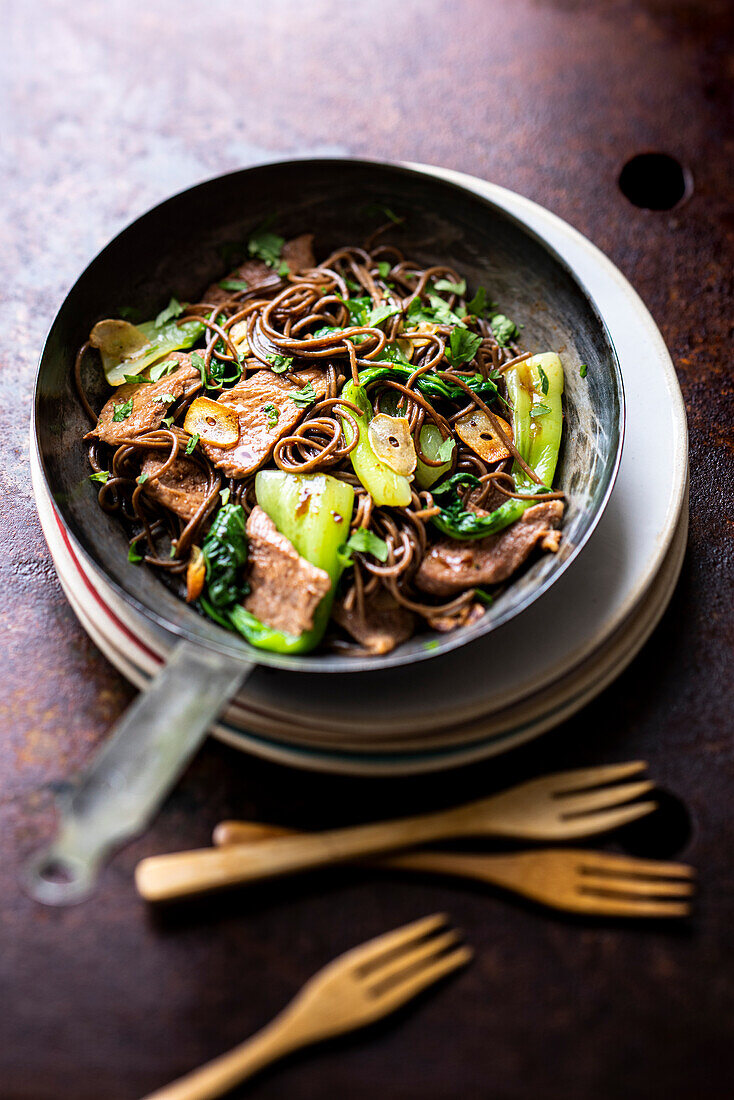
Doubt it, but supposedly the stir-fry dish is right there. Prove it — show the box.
[76,221,566,656]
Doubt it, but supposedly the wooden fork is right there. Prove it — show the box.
[142,914,471,1100]
[214,821,695,918]
[135,762,658,902]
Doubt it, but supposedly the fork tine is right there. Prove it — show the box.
[342,913,449,974]
[367,929,462,991]
[571,894,692,918]
[373,946,474,1011]
[559,780,654,816]
[578,852,696,879]
[548,761,648,794]
[557,800,658,837]
[579,875,696,899]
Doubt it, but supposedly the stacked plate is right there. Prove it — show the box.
[33,166,688,775]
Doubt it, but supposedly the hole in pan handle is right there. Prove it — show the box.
[20,641,251,906]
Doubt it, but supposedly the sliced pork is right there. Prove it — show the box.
[203,234,316,306]
[332,589,415,654]
[139,453,210,521]
[85,353,200,445]
[416,500,564,597]
[243,506,331,636]
[198,367,328,479]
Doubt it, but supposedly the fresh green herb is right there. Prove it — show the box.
[190,351,216,390]
[154,297,186,328]
[162,415,175,427]
[137,473,148,485]
[266,353,293,373]
[128,538,144,564]
[538,365,549,395]
[345,277,362,293]
[377,261,391,279]
[118,305,141,321]
[112,398,134,422]
[422,639,440,651]
[364,203,402,224]
[580,363,588,378]
[434,278,467,296]
[291,382,316,408]
[446,326,482,367]
[532,403,551,416]
[262,403,280,427]
[406,294,465,329]
[201,503,249,608]
[123,374,153,385]
[358,363,501,404]
[465,286,489,317]
[430,473,534,540]
[149,358,178,382]
[490,313,518,346]
[157,393,176,405]
[474,588,494,606]
[368,302,400,328]
[185,433,200,455]
[345,529,389,562]
[374,341,413,367]
[169,543,178,559]
[220,487,231,506]
[218,278,249,292]
[248,220,287,275]
[88,470,110,484]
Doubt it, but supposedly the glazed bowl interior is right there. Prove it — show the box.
[35,158,623,672]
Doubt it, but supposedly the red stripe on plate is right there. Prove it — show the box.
[53,509,163,666]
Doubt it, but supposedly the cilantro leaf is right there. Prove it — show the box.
[532,403,551,417]
[436,435,456,463]
[156,392,176,404]
[364,203,402,224]
[474,588,494,606]
[218,278,249,292]
[368,303,400,328]
[291,382,316,408]
[162,415,175,427]
[262,402,280,427]
[154,298,186,327]
[88,470,110,484]
[123,374,153,385]
[137,473,148,485]
[346,529,389,561]
[266,353,293,374]
[220,487,231,506]
[112,398,134,422]
[128,538,144,564]
[538,365,549,394]
[185,433,200,455]
[465,286,488,316]
[248,222,286,271]
[377,261,391,279]
[434,278,467,296]
[149,358,178,382]
[190,351,217,390]
[446,327,482,367]
[490,313,518,346]
[580,363,588,378]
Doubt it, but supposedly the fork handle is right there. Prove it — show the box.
[142,1019,298,1100]
[136,805,470,901]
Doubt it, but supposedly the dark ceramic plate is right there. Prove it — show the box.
[34,157,624,673]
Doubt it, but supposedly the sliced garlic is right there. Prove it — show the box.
[183,396,239,448]
[368,414,417,476]
[89,319,149,361]
[455,410,513,463]
[229,320,250,354]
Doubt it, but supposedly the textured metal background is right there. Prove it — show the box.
[2,2,732,1098]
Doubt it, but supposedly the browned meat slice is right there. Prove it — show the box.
[282,233,315,274]
[415,501,565,597]
[243,507,330,635]
[332,589,415,655]
[198,367,328,479]
[85,353,200,445]
[139,452,210,521]
[202,234,316,306]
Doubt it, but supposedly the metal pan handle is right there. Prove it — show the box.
[21,640,251,906]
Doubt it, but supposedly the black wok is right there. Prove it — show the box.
[27,158,624,903]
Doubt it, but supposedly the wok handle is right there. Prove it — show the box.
[21,640,250,906]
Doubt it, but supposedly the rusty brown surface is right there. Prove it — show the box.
[2,2,733,1098]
